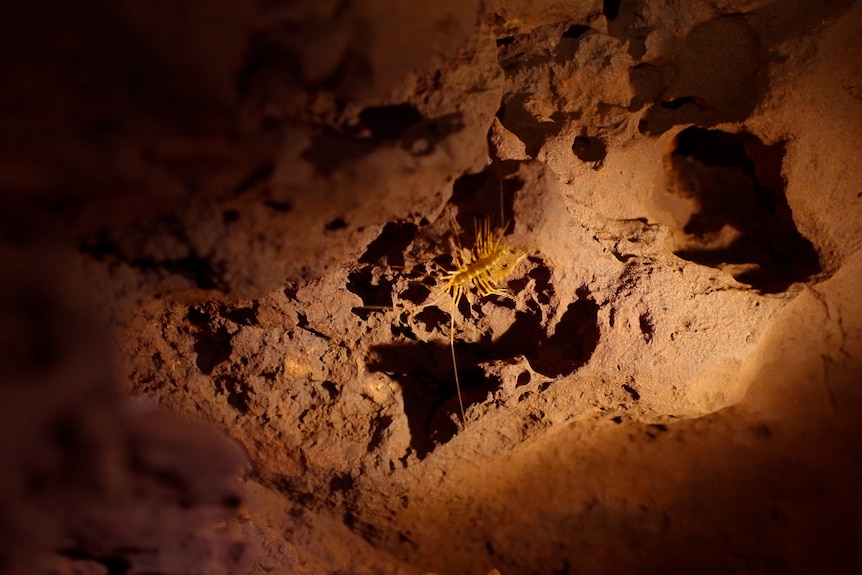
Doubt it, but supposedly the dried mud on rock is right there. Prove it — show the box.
[2,1,862,574]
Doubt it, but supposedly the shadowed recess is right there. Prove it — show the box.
[572,133,607,167]
[213,374,252,414]
[494,288,601,378]
[637,17,766,135]
[603,0,622,20]
[450,161,523,234]
[347,265,394,319]
[658,127,821,292]
[301,106,464,175]
[359,221,418,267]
[495,95,573,158]
[188,305,232,375]
[368,289,600,456]
[368,340,499,459]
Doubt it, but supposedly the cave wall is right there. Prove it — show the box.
[2,0,861,574]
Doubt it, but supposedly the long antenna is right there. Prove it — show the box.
[451,302,466,423]
[496,159,505,229]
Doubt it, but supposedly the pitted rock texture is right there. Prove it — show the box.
[2,0,861,574]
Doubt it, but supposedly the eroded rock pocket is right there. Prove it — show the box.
[367,288,600,458]
[655,127,821,292]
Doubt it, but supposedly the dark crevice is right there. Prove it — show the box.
[368,289,600,457]
[213,374,252,414]
[572,133,608,167]
[524,293,601,378]
[658,127,821,292]
[347,265,394,319]
[637,17,766,136]
[321,380,340,401]
[263,199,292,212]
[223,304,258,326]
[450,161,522,234]
[357,104,424,141]
[296,312,331,340]
[414,306,448,333]
[329,473,354,494]
[368,415,393,451]
[638,313,654,342]
[562,24,592,39]
[603,0,622,20]
[556,26,594,63]
[325,217,348,231]
[188,305,232,375]
[79,218,228,291]
[368,339,500,459]
[301,106,464,175]
[359,221,418,267]
[495,94,572,158]
[57,550,131,575]
[399,282,432,306]
[187,302,263,376]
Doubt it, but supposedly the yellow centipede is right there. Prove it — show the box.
[438,217,524,423]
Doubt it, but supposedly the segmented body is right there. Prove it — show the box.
[438,218,524,424]
[439,218,524,308]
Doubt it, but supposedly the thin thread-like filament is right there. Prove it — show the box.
[450,303,466,424]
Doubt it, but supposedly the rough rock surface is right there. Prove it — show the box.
[2,0,861,574]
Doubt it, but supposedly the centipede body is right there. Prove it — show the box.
[439,218,524,308]
[437,217,524,424]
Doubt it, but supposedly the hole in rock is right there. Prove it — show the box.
[367,281,597,456]
[301,105,463,174]
[603,0,622,20]
[368,340,501,459]
[347,265,394,319]
[329,473,354,494]
[572,133,607,166]
[188,305,232,375]
[413,306,448,333]
[525,291,601,378]
[368,415,393,452]
[356,104,466,154]
[324,218,348,231]
[511,259,554,305]
[495,96,571,158]
[638,312,653,342]
[450,161,522,233]
[222,209,240,224]
[223,305,258,326]
[562,24,592,39]
[213,375,252,414]
[556,25,593,62]
[58,550,131,575]
[657,127,821,292]
[399,283,432,306]
[359,221,418,267]
[661,96,705,110]
[263,199,292,212]
[636,17,765,135]
[357,104,424,140]
[321,380,340,401]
